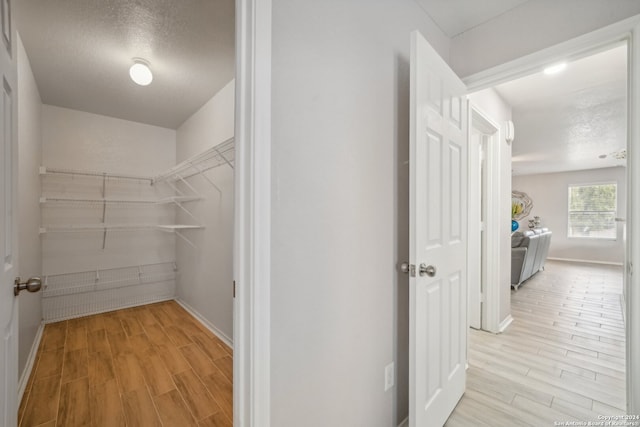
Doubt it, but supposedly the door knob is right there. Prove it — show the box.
[400,262,416,276]
[14,277,42,296]
[400,262,411,274]
[419,264,436,277]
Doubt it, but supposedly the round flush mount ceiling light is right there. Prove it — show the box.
[543,62,567,75]
[129,59,153,86]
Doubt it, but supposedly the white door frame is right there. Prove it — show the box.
[235,4,640,423]
[463,14,640,414]
[468,105,506,333]
[233,0,272,425]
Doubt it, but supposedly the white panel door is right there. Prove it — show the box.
[0,0,18,425]
[409,30,468,427]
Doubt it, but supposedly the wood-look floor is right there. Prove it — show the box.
[18,300,233,427]
[447,260,626,426]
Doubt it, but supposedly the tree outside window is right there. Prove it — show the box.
[568,183,617,239]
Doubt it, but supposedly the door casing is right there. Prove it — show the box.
[468,105,509,333]
[463,16,640,414]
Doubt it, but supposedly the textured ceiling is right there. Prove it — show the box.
[494,44,627,176]
[415,0,530,37]
[15,0,235,129]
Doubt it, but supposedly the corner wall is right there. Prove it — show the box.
[512,167,626,264]
[175,80,234,342]
[17,34,42,377]
[270,1,449,425]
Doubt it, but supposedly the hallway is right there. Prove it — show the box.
[448,260,625,426]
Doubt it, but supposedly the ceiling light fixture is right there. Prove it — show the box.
[543,62,567,75]
[129,59,153,86]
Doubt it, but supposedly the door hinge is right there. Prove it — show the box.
[233,280,236,298]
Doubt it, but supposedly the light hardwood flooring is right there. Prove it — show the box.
[18,300,233,427]
[447,260,626,426]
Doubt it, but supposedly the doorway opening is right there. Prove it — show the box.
[458,41,628,422]
[14,1,237,426]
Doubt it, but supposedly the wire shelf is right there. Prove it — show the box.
[40,166,154,183]
[40,197,160,205]
[39,224,204,234]
[153,137,234,184]
[39,224,157,234]
[41,263,178,322]
[42,262,177,298]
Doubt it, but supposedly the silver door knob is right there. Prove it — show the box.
[419,264,436,277]
[14,277,42,296]
[400,262,416,276]
[400,262,411,274]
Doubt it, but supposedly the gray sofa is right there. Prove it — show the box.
[511,228,552,290]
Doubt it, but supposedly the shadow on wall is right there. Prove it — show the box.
[394,54,410,426]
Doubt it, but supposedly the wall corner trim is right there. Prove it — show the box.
[234,0,272,425]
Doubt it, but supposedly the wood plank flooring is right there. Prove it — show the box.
[447,260,626,426]
[18,300,233,427]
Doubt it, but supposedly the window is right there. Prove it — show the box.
[568,183,617,239]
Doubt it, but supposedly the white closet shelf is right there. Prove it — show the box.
[39,196,201,205]
[40,166,154,183]
[39,224,204,234]
[40,196,160,204]
[153,137,234,184]
[42,261,177,298]
[156,225,204,231]
[40,224,156,233]
[156,196,202,204]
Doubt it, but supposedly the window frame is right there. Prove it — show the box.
[567,181,618,241]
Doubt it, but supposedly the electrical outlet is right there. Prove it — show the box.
[384,362,394,391]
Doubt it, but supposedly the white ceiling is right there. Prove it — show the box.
[15,0,235,130]
[15,0,628,176]
[415,0,530,37]
[494,44,628,176]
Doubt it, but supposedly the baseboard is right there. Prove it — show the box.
[547,257,624,267]
[498,314,514,333]
[175,298,233,348]
[397,417,408,427]
[18,322,45,403]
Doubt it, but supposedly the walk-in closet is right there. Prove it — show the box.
[13,0,236,425]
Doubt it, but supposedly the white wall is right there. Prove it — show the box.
[270,1,449,425]
[41,105,176,275]
[512,167,626,264]
[468,88,513,329]
[175,80,234,342]
[17,35,42,377]
[450,0,640,78]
